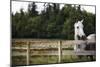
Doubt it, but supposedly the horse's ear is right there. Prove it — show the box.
[81,19,84,23]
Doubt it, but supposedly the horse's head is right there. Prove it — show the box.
[74,19,86,40]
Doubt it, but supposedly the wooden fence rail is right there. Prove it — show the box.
[12,39,96,65]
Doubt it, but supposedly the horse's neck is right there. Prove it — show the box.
[74,34,78,40]
[74,30,79,40]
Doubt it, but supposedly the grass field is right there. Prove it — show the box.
[12,55,96,66]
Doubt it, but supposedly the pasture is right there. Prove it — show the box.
[11,39,96,66]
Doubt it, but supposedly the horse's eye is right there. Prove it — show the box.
[77,26,79,29]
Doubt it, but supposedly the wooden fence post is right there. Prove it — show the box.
[58,40,62,63]
[26,41,30,65]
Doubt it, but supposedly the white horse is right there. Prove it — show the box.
[74,19,95,51]
[74,19,96,60]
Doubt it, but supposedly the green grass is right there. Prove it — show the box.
[30,55,58,64]
[61,55,96,63]
[12,55,96,66]
[12,56,27,66]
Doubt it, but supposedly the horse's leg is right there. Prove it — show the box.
[74,45,83,60]
[84,43,89,60]
[89,43,95,61]
[77,44,84,60]
[85,43,95,61]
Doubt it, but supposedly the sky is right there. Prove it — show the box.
[11,1,95,14]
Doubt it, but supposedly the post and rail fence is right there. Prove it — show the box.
[12,39,96,65]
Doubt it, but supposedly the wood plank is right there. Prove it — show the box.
[12,40,95,46]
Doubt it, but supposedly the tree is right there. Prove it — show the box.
[12,3,96,39]
[28,2,38,17]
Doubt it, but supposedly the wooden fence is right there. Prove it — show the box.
[12,39,96,65]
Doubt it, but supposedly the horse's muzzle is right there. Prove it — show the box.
[81,35,87,40]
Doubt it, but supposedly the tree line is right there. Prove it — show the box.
[12,2,96,39]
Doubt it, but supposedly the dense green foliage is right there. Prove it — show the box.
[12,2,96,39]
